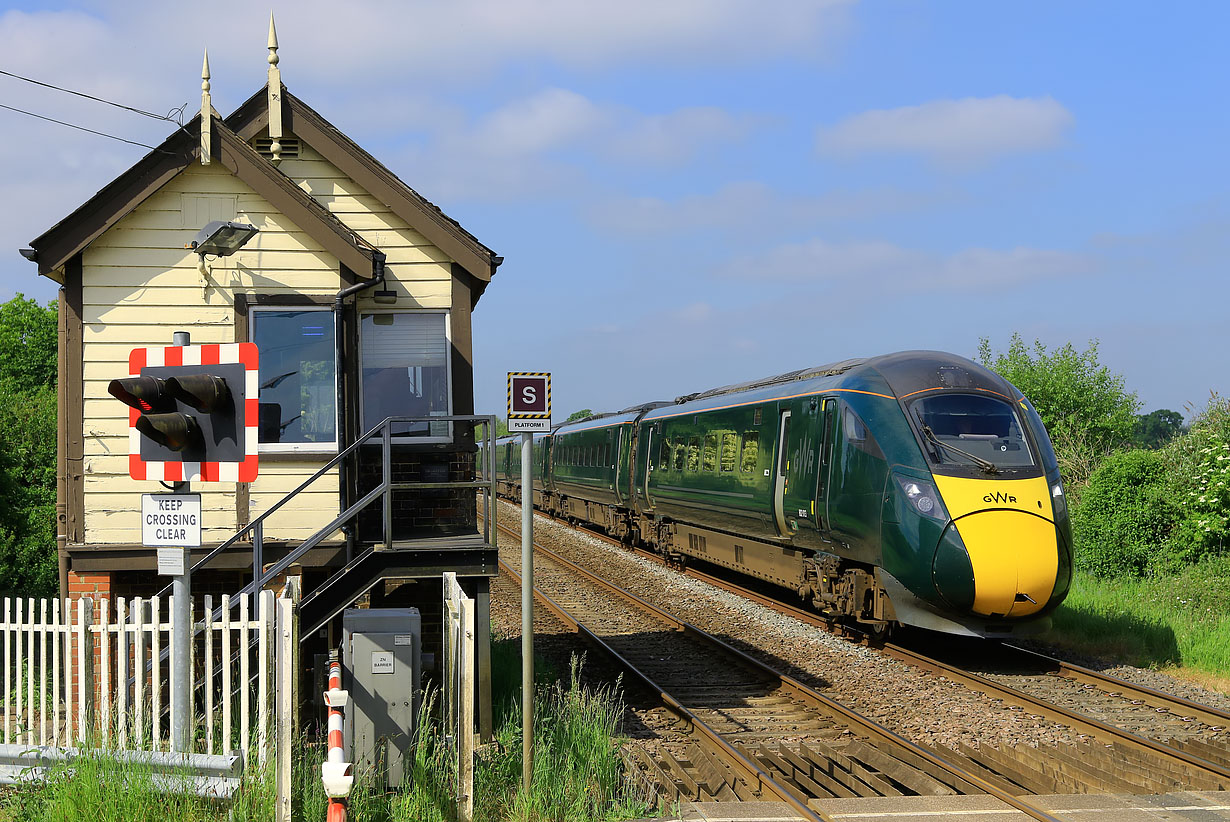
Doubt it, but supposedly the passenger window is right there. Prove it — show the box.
[603,444,609,467]
[687,438,700,472]
[845,409,867,443]
[740,432,759,472]
[674,441,686,471]
[720,432,738,472]
[703,434,718,471]
[660,438,671,471]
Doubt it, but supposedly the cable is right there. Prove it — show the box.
[0,101,175,152]
[0,67,183,123]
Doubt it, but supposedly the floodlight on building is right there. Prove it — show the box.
[189,221,260,257]
[373,288,398,305]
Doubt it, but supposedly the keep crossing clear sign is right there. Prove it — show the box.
[142,494,202,547]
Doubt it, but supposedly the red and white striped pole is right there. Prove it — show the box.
[321,656,353,822]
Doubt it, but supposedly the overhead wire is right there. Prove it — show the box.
[0,66,191,153]
[0,101,174,152]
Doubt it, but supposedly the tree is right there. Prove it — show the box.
[0,294,57,389]
[978,334,1140,487]
[1132,409,1185,449]
[565,409,594,423]
[0,294,59,596]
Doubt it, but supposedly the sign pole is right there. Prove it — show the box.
[170,330,192,753]
[507,371,550,793]
[520,430,534,791]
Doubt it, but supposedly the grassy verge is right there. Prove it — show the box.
[1,640,650,821]
[296,645,651,822]
[1040,555,1230,689]
[0,749,273,822]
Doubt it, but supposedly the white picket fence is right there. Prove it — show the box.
[1,590,279,764]
[443,571,476,822]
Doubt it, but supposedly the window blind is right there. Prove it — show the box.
[361,313,447,369]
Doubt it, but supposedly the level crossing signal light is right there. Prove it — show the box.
[109,343,260,483]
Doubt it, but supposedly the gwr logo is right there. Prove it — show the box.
[983,491,1018,504]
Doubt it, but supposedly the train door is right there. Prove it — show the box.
[643,425,655,508]
[773,410,791,535]
[613,426,624,499]
[816,398,837,533]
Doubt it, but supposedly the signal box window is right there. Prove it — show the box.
[251,308,336,452]
[360,312,451,441]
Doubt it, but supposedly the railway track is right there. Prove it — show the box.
[489,500,1230,801]
[492,521,1070,822]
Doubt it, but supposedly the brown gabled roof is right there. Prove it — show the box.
[26,113,381,281]
[226,85,501,287]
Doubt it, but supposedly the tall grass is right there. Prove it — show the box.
[1043,554,1230,684]
[0,747,273,822]
[1,643,652,822]
[293,647,650,822]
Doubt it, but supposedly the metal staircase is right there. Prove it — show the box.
[156,414,498,639]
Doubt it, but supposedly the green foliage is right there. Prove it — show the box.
[565,409,594,423]
[978,334,1140,487]
[1160,394,1230,566]
[1071,395,1230,579]
[0,294,57,389]
[0,294,59,597]
[0,746,274,822]
[1133,408,1185,449]
[1072,450,1178,577]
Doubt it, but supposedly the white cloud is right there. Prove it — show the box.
[585,181,938,235]
[715,238,1095,292]
[395,90,755,201]
[817,96,1073,164]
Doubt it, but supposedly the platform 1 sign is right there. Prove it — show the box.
[508,372,551,433]
[142,493,202,548]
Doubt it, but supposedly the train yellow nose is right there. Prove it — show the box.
[951,510,1059,617]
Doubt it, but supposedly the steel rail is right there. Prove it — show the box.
[879,642,1230,784]
[504,500,1230,785]
[999,644,1230,731]
[495,556,834,822]
[490,518,1066,822]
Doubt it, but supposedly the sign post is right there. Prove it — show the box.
[163,331,199,752]
[507,372,550,790]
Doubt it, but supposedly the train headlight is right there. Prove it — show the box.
[894,473,949,522]
[1051,481,1067,520]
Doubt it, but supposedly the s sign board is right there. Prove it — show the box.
[507,372,550,432]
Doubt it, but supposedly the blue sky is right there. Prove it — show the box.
[1,1,1225,420]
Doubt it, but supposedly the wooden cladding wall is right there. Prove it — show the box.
[77,138,455,547]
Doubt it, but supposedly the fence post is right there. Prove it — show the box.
[78,597,93,745]
[274,582,299,822]
[258,589,274,766]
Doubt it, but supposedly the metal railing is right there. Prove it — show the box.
[156,414,498,605]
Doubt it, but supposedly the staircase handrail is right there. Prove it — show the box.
[155,414,497,601]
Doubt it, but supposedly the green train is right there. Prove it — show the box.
[488,351,1072,638]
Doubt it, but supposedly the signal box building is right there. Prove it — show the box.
[21,29,500,730]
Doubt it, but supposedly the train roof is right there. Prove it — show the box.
[642,350,1021,420]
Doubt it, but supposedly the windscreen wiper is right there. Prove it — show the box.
[919,422,999,474]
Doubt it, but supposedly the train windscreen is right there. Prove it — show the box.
[910,393,1035,469]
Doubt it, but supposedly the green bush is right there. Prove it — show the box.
[1160,395,1230,567]
[1073,450,1177,577]
[978,334,1139,489]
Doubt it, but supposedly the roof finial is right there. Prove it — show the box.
[266,12,284,166]
[200,48,211,166]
